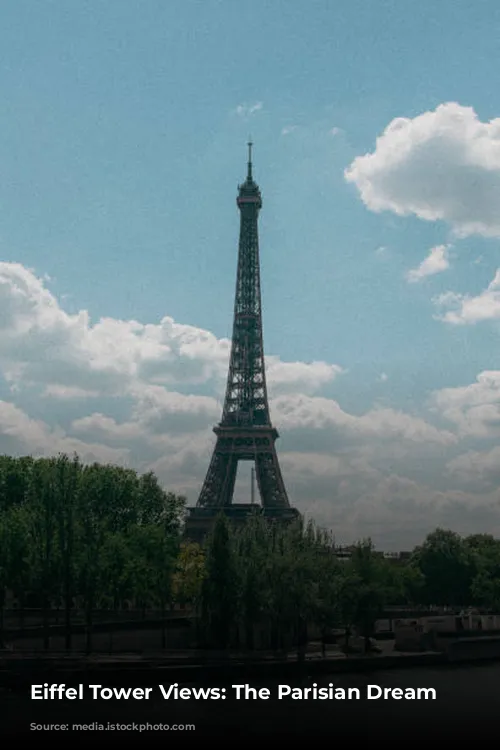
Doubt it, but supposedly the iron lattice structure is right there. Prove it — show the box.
[195,144,294,514]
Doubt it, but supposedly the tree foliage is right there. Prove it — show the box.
[3,452,500,655]
[0,453,186,650]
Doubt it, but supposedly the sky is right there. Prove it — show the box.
[2,1,500,548]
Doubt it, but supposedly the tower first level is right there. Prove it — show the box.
[185,505,300,546]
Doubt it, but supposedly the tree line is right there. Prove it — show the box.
[0,454,185,650]
[197,516,500,653]
[1,453,500,653]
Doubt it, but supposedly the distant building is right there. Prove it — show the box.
[333,547,411,564]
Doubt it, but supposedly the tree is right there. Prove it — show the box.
[26,459,60,650]
[338,541,391,653]
[125,523,180,646]
[96,531,132,651]
[200,514,240,649]
[0,456,34,511]
[0,505,32,643]
[466,534,500,610]
[52,454,81,650]
[234,514,272,651]
[0,453,186,652]
[284,520,325,661]
[386,561,425,606]
[77,463,112,653]
[412,529,474,607]
[172,541,205,607]
[259,518,333,658]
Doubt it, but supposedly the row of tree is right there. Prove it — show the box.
[2,453,500,653]
[0,454,185,650]
[197,515,500,652]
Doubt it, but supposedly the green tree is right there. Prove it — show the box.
[466,533,500,609]
[0,455,34,510]
[337,541,391,653]
[172,541,205,607]
[200,514,240,649]
[234,514,272,650]
[125,523,180,646]
[1,505,32,636]
[386,561,425,606]
[77,464,111,653]
[52,454,81,650]
[262,519,329,658]
[26,459,60,649]
[412,528,473,607]
[97,531,132,651]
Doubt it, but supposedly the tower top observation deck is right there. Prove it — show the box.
[237,140,262,208]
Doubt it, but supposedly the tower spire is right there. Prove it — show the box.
[247,137,253,180]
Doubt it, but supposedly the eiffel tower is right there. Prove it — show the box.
[185,143,300,542]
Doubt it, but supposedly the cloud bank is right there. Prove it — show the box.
[1,261,499,549]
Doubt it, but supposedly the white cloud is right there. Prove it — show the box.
[273,394,456,446]
[281,125,298,136]
[233,102,263,118]
[447,445,500,488]
[0,262,338,400]
[431,370,500,438]
[0,400,129,465]
[44,385,100,399]
[266,359,344,395]
[71,413,145,442]
[345,102,500,238]
[434,269,500,324]
[406,244,451,283]
[289,467,500,550]
[329,127,341,136]
[379,373,388,382]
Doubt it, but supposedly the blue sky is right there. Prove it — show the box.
[2,1,500,548]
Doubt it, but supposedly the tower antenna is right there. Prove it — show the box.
[247,136,253,179]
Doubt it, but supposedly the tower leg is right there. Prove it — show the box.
[198,442,238,508]
[255,448,290,509]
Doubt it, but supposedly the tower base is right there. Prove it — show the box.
[184,504,301,545]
